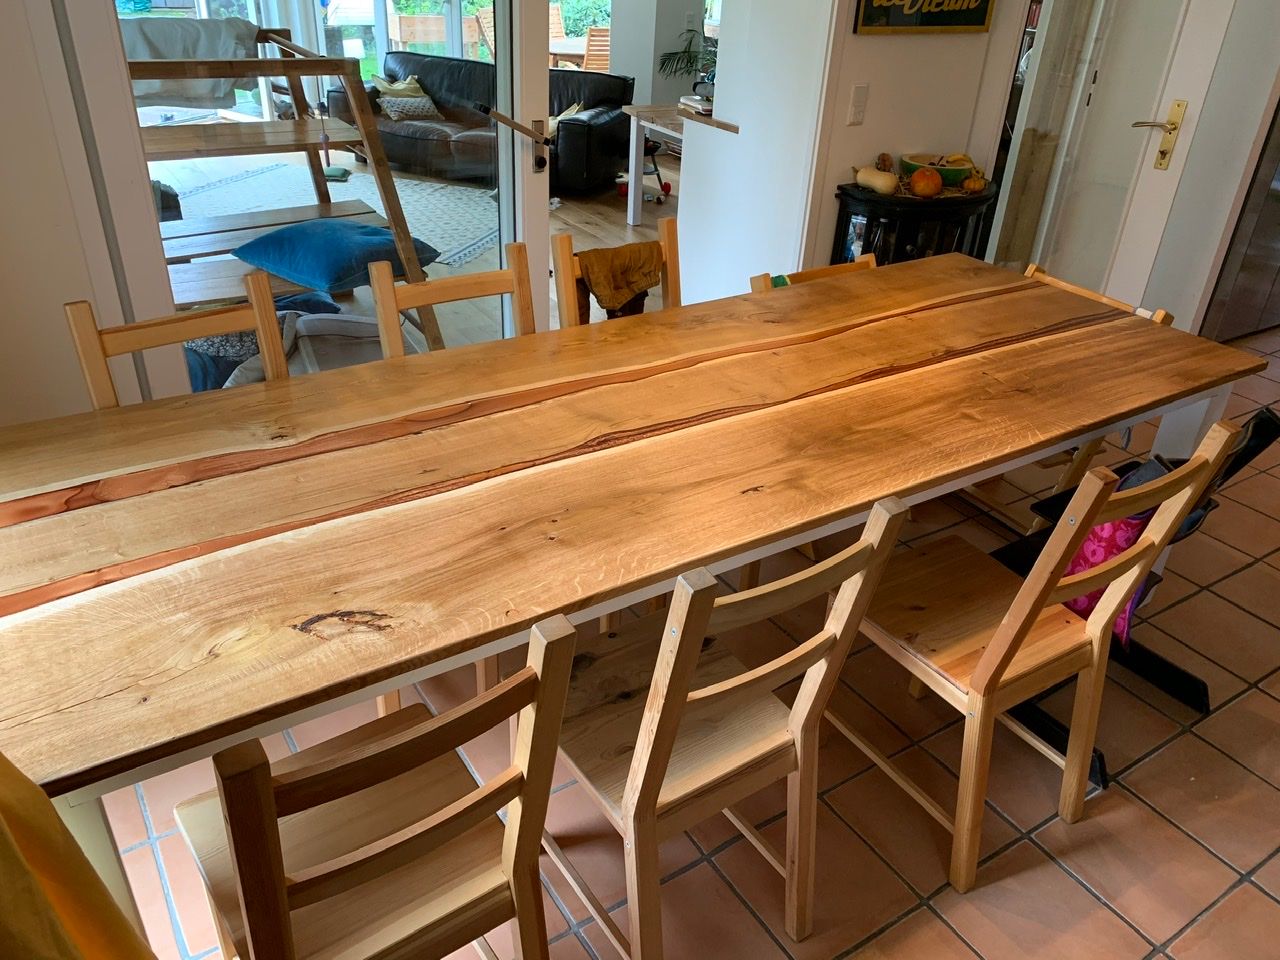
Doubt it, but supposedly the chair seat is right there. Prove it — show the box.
[863,536,1092,696]
[176,704,512,960]
[558,611,796,832]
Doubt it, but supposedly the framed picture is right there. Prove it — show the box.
[855,0,996,35]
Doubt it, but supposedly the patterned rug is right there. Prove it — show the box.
[179,163,500,266]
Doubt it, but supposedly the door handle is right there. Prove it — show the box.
[1132,100,1188,171]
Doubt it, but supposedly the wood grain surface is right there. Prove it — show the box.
[0,255,1262,795]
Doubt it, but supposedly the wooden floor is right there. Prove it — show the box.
[150,148,682,346]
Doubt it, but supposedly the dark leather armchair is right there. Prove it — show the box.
[327,52,634,193]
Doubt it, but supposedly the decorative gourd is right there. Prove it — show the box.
[856,166,899,196]
[875,152,894,173]
[909,167,943,198]
[962,174,988,194]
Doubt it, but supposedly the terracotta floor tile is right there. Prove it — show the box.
[1257,354,1280,380]
[456,881,570,958]
[1263,672,1280,697]
[1111,624,1247,724]
[103,785,148,850]
[1037,789,1235,943]
[1196,691,1280,787]
[924,721,1062,830]
[542,783,699,921]
[1122,734,1280,871]
[1150,591,1280,682]
[1253,439,1280,472]
[933,841,1149,960]
[1203,499,1280,558]
[121,846,181,960]
[825,676,913,758]
[1227,393,1260,420]
[826,746,1017,896]
[289,700,380,751]
[715,805,914,958]
[1169,884,1280,960]
[158,833,219,956]
[1039,677,1180,773]
[1139,570,1199,615]
[1004,459,1067,497]
[1232,375,1280,407]
[1165,535,1252,587]
[842,646,958,741]
[1225,471,1280,521]
[415,663,477,713]
[899,497,970,542]
[140,759,216,835]
[1269,550,1280,570]
[916,517,1013,555]
[849,908,978,959]
[582,862,788,960]
[1253,855,1280,899]
[1213,562,1280,627]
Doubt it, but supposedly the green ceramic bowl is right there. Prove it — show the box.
[900,153,973,187]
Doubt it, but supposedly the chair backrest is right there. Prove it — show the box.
[65,271,287,410]
[552,217,679,328]
[212,616,575,959]
[968,421,1239,696]
[1023,263,1174,326]
[548,4,566,40]
[749,253,876,294]
[620,498,907,818]
[475,8,496,56]
[582,25,611,72]
[370,242,535,357]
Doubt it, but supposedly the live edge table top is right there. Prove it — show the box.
[0,254,1263,795]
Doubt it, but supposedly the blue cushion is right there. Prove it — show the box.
[234,220,440,294]
[274,290,341,314]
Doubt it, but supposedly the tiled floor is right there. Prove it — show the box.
[104,327,1280,959]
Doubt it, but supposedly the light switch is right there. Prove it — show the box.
[848,83,869,126]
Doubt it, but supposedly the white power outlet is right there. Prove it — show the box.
[848,82,869,126]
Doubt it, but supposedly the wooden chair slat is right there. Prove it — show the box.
[272,667,537,816]
[685,631,835,712]
[552,217,680,328]
[1047,539,1159,607]
[285,767,523,909]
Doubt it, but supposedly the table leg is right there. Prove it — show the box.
[627,115,644,226]
[54,794,144,935]
[1151,384,1231,460]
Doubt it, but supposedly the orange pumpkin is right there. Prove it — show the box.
[909,167,943,198]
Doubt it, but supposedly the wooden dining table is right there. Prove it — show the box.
[0,253,1264,920]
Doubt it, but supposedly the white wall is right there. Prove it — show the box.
[1143,0,1280,334]
[677,0,842,302]
[611,0,705,105]
[1,1,123,425]
[805,0,1029,264]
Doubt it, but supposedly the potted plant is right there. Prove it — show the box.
[658,28,717,95]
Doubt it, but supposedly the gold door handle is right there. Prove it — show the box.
[1133,100,1188,170]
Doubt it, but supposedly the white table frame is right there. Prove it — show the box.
[54,379,1232,937]
[627,110,683,226]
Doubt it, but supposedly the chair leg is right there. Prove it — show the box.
[476,655,501,694]
[906,676,927,700]
[600,611,622,634]
[1059,663,1108,822]
[950,694,995,893]
[739,559,762,591]
[784,758,818,941]
[375,689,401,716]
[624,822,664,960]
[509,857,551,960]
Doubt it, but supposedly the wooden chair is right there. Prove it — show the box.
[543,498,907,957]
[964,264,1176,533]
[552,216,680,328]
[850,423,1237,893]
[370,242,535,359]
[549,4,566,40]
[748,253,877,294]
[174,616,576,960]
[581,25,611,72]
[64,271,286,410]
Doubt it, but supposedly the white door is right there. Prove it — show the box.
[1033,0,1235,307]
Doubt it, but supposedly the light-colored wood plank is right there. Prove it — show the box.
[140,120,362,162]
[163,212,386,263]
[158,200,376,241]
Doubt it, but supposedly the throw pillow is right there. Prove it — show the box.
[380,95,446,122]
[233,220,440,294]
[372,75,426,97]
[547,101,583,138]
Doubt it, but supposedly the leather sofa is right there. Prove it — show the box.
[327,52,634,193]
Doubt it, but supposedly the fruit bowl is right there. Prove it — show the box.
[900,153,974,187]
